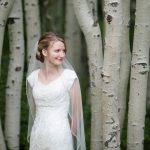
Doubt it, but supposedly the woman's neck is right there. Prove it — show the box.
[41,61,61,78]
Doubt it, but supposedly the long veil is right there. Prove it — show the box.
[26,42,86,150]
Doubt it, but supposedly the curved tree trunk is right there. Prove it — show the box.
[102,0,123,149]
[0,0,15,74]
[4,0,24,149]
[73,0,103,149]
[24,0,41,63]
[65,0,82,75]
[127,0,150,149]
[118,0,131,131]
[0,2,15,146]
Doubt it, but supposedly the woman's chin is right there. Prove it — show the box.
[47,59,64,66]
[55,60,63,66]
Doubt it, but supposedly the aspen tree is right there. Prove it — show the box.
[73,0,103,149]
[102,0,123,149]
[87,0,98,23]
[0,0,15,74]
[119,0,131,130]
[24,0,41,63]
[40,0,65,35]
[65,0,82,75]
[4,0,24,149]
[127,0,150,149]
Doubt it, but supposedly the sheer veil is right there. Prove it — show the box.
[26,42,86,150]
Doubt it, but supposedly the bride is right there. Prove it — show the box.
[26,32,86,150]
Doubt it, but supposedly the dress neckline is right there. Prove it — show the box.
[36,69,65,86]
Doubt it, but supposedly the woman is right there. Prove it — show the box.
[26,32,86,150]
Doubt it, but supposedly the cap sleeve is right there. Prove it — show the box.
[27,70,37,88]
[64,69,78,90]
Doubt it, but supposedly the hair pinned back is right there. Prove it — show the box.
[36,32,67,62]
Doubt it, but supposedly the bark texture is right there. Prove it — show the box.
[118,0,131,131]
[127,0,150,149]
[102,0,123,149]
[4,0,24,149]
[24,0,41,63]
[87,0,98,26]
[65,0,82,75]
[0,0,15,74]
[73,0,103,149]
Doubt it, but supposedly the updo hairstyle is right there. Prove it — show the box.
[36,32,67,63]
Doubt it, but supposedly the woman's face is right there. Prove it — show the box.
[42,41,66,66]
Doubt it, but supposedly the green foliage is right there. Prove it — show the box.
[144,108,150,150]
[0,28,9,127]
[20,74,29,150]
[80,75,91,150]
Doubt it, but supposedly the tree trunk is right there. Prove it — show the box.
[24,0,41,63]
[118,0,131,131]
[0,1,15,146]
[73,0,103,149]
[65,0,82,75]
[87,0,98,26]
[40,0,65,35]
[102,0,123,149]
[127,0,150,149]
[0,118,6,150]
[0,0,15,75]
[4,0,24,149]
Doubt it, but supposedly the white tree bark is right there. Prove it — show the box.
[24,0,41,63]
[65,0,82,75]
[0,0,15,74]
[102,0,123,149]
[73,0,103,149]
[118,0,131,131]
[0,119,6,150]
[127,0,150,149]
[87,0,98,26]
[4,0,24,149]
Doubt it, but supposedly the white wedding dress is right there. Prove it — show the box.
[27,69,77,150]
